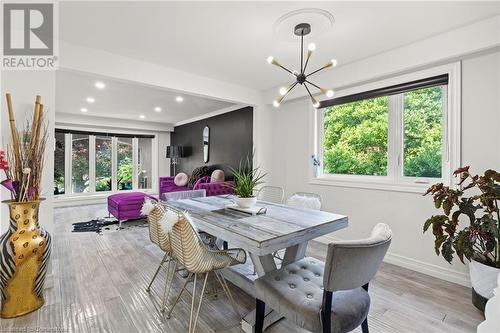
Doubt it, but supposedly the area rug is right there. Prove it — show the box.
[72,217,148,234]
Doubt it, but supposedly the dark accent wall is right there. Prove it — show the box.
[171,106,253,177]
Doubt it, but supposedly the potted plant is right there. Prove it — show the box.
[424,166,500,311]
[228,156,266,208]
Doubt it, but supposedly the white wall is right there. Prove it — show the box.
[257,51,500,286]
[1,71,56,234]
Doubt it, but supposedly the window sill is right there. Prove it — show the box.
[309,177,432,194]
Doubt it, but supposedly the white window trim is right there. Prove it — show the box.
[310,62,461,194]
[55,126,159,200]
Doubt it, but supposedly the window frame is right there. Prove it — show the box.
[57,127,158,198]
[311,62,461,193]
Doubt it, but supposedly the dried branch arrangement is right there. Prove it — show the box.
[1,94,48,202]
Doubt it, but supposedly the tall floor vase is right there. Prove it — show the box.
[0,200,51,318]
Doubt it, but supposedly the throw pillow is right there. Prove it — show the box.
[210,169,225,182]
[174,172,188,187]
[188,166,209,188]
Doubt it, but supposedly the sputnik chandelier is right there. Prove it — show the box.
[267,23,337,108]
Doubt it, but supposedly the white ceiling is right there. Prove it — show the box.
[60,1,499,91]
[55,70,235,124]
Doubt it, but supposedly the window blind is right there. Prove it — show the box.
[319,74,448,108]
[55,128,155,139]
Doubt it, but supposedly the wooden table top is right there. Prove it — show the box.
[164,195,348,255]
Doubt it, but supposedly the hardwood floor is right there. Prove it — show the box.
[0,204,484,332]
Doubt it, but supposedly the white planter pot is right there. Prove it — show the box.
[470,259,500,299]
[235,196,257,208]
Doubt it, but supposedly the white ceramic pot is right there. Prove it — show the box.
[470,259,500,299]
[235,196,257,208]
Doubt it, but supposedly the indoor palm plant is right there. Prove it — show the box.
[424,166,499,310]
[228,156,266,208]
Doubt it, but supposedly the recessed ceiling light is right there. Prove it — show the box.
[176,96,183,103]
[154,107,162,112]
[86,97,95,103]
[95,81,106,89]
[80,108,88,113]
[139,114,145,119]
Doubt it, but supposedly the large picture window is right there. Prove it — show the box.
[54,130,156,196]
[315,65,460,191]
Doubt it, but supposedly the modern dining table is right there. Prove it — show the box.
[166,195,348,333]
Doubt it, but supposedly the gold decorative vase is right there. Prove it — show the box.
[0,200,51,318]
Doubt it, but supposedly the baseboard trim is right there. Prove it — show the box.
[316,234,471,287]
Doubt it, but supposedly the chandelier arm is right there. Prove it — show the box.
[277,64,295,76]
[305,66,329,77]
[277,82,299,104]
[284,82,299,97]
[303,82,314,100]
[305,80,322,91]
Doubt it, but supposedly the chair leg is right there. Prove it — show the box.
[255,298,265,333]
[188,274,198,333]
[214,271,241,318]
[161,260,178,312]
[190,273,209,333]
[166,272,192,319]
[146,253,169,292]
[361,317,369,333]
[361,283,369,333]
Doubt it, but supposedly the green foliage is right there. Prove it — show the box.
[228,156,266,198]
[323,96,388,175]
[96,138,112,191]
[71,138,89,193]
[323,86,443,178]
[117,142,132,190]
[403,87,442,177]
[424,167,500,268]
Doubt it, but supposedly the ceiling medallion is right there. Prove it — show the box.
[267,22,337,109]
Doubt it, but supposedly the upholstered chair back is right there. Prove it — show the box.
[147,204,171,253]
[323,223,392,292]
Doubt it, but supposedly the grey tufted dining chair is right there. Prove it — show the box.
[254,223,392,333]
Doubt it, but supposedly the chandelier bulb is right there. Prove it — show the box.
[326,89,335,98]
[279,87,288,96]
[331,59,338,67]
[267,56,274,64]
[273,100,281,108]
[308,43,316,52]
[313,101,320,108]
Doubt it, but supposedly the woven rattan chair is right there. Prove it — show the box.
[257,185,285,203]
[163,205,246,333]
[144,203,179,312]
